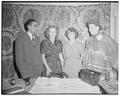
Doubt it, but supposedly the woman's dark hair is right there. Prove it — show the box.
[24,19,37,32]
[65,27,79,40]
[44,25,59,39]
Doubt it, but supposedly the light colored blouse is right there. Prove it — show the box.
[63,40,84,60]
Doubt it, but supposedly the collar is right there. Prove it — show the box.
[27,31,33,40]
[96,33,103,40]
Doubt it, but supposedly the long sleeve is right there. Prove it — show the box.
[105,37,118,70]
[15,38,26,78]
[82,40,90,68]
[80,43,85,59]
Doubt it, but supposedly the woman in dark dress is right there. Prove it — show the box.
[40,25,64,76]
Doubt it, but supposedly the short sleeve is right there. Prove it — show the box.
[56,40,63,53]
[40,39,48,54]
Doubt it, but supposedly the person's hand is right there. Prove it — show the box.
[24,76,30,86]
[46,68,52,77]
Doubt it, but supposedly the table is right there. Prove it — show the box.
[28,77,101,94]
[3,77,118,94]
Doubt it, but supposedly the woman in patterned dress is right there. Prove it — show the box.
[40,25,64,76]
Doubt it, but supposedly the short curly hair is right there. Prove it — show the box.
[44,25,59,39]
[65,27,79,40]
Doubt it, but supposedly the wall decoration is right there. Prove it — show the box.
[2,3,111,79]
[19,6,45,32]
[2,31,15,56]
[2,56,15,79]
[78,6,103,29]
[52,7,72,29]
[2,5,17,30]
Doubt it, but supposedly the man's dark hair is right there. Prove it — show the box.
[24,19,37,32]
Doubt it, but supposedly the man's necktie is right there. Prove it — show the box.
[32,34,35,47]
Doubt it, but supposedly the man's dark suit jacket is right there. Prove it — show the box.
[15,32,45,78]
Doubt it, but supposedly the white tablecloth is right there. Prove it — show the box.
[29,77,100,93]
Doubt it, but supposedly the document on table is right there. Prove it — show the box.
[29,77,100,93]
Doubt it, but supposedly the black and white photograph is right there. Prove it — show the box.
[1,1,119,95]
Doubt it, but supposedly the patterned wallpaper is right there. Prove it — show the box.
[2,3,111,79]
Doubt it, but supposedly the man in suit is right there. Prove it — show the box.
[15,19,45,85]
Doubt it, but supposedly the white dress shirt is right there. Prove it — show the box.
[27,31,33,41]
